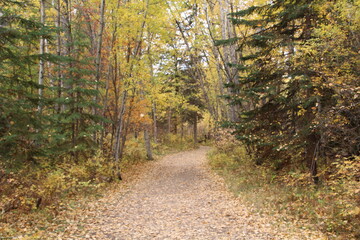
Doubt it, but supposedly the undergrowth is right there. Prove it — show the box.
[208,131,359,240]
[153,133,197,156]
[0,134,195,238]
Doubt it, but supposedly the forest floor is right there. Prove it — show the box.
[24,146,326,239]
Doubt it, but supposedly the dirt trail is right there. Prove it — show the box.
[50,147,324,239]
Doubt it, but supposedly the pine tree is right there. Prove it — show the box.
[220,0,336,183]
[0,1,52,163]
[0,0,103,165]
[46,8,103,160]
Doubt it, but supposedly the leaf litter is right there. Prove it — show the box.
[13,147,326,239]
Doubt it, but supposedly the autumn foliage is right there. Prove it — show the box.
[0,0,359,238]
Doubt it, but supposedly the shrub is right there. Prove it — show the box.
[209,130,360,238]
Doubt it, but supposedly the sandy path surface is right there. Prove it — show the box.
[49,146,324,239]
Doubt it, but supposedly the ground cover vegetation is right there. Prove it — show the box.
[210,129,359,239]
[0,0,359,238]
[209,0,359,238]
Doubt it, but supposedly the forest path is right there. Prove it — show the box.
[51,146,324,239]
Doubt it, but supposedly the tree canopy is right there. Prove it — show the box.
[0,0,359,237]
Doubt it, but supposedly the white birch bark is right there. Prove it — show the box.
[38,0,46,113]
[94,0,106,111]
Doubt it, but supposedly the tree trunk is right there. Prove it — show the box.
[113,91,127,180]
[181,120,184,142]
[193,115,198,145]
[167,108,171,134]
[94,0,106,108]
[305,133,320,184]
[38,0,46,113]
[56,0,62,114]
[147,37,158,144]
[63,0,77,152]
[219,0,240,122]
[144,128,153,160]
[119,93,135,159]
[152,102,158,144]
[100,61,111,147]
[204,4,230,121]
[92,0,106,141]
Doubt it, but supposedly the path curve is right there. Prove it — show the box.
[52,147,324,239]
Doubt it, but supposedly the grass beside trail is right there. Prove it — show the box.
[208,145,359,240]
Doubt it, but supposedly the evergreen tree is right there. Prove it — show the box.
[220,0,359,183]
[44,5,103,161]
[0,1,50,163]
[0,0,102,165]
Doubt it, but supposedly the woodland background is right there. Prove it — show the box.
[0,0,359,238]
